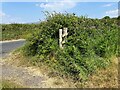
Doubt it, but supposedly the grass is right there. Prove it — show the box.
[75,57,118,88]
[7,49,118,88]
[1,80,24,89]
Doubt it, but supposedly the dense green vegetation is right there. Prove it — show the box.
[22,13,119,81]
[2,13,119,81]
[1,23,41,40]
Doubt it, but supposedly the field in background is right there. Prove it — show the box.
[1,24,41,41]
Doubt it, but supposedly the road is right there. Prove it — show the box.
[0,39,46,88]
[0,39,26,58]
[0,39,49,88]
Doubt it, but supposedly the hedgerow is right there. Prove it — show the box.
[1,24,41,40]
[23,12,119,81]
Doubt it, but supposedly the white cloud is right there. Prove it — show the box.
[36,0,77,12]
[105,9,118,17]
[0,12,6,17]
[102,3,113,7]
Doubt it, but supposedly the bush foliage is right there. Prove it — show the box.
[23,12,119,81]
[1,24,41,40]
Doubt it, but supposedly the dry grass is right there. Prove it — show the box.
[78,57,118,88]
[1,79,24,88]
[2,52,119,88]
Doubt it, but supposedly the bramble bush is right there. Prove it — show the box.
[23,12,118,81]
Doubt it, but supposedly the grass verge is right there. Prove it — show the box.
[1,80,24,89]
[6,49,118,88]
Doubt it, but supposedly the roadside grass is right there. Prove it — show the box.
[1,79,24,89]
[75,57,118,88]
[7,50,76,88]
[6,49,118,88]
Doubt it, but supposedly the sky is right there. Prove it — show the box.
[0,0,119,24]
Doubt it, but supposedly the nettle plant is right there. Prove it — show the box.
[23,12,118,81]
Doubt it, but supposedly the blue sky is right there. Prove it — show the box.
[0,1,119,24]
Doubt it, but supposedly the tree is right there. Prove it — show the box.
[103,16,110,19]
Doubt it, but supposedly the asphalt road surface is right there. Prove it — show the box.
[0,39,26,58]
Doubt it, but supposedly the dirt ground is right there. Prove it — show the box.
[1,53,75,88]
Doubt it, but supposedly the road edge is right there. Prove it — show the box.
[0,39,26,43]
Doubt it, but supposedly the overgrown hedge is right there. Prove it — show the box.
[1,24,41,40]
[23,13,119,81]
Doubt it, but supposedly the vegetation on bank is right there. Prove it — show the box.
[1,12,119,82]
[2,51,118,88]
[21,13,119,81]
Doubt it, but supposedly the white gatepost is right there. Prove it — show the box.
[59,28,68,49]
[59,29,63,49]
[62,28,68,44]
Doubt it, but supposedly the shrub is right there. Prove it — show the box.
[23,12,118,81]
